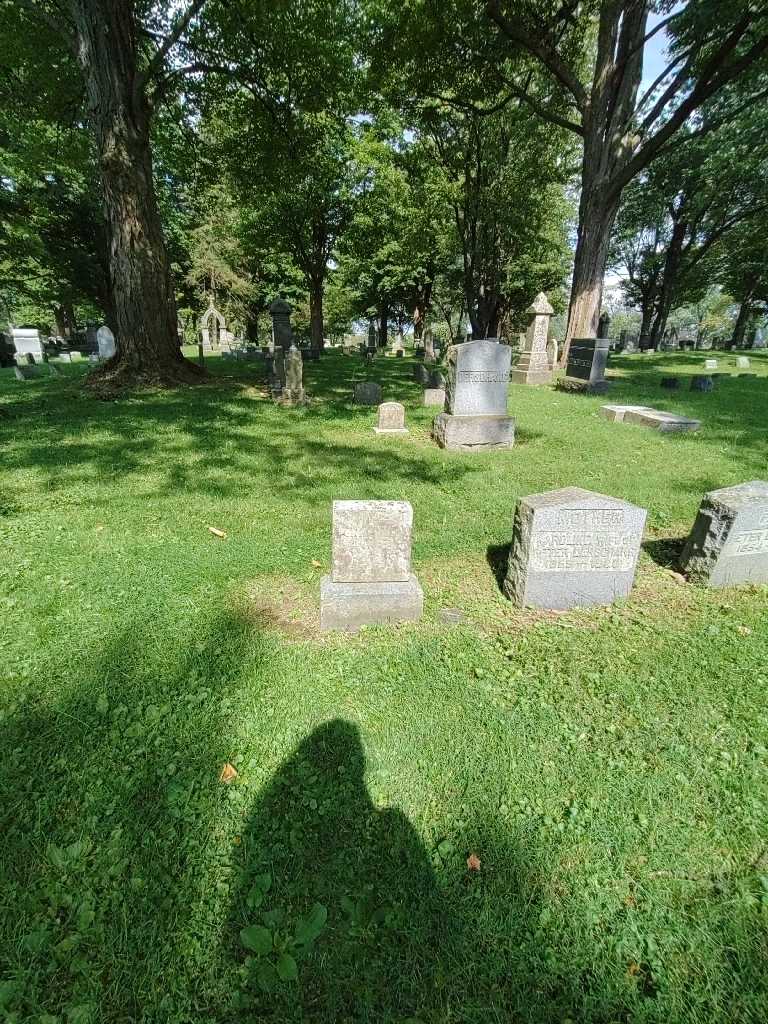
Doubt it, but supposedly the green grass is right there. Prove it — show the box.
[1,348,767,1024]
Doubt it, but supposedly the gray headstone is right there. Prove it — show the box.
[690,376,714,392]
[282,343,305,404]
[353,381,382,405]
[736,356,750,369]
[599,404,655,423]
[622,408,701,433]
[320,500,423,631]
[445,339,510,416]
[660,377,680,389]
[12,328,45,363]
[681,480,768,588]
[269,297,294,351]
[423,387,446,407]
[563,337,610,392]
[704,358,718,370]
[414,364,430,385]
[374,401,407,434]
[504,487,646,609]
[433,339,515,450]
[96,325,116,360]
[511,293,554,386]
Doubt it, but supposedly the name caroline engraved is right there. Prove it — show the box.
[457,370,511,384]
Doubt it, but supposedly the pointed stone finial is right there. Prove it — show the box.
[528,292,554,316]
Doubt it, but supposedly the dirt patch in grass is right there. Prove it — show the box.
[233,576,321,639]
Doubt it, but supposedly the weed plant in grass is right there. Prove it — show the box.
[1,350,767,1022]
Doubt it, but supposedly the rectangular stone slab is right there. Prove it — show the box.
[331,500,412,583]
[423,388,446,407]
[433,413,515,450]
[600,404,654,422]
[504,486,646,609]
[680,480,768,587]
[565,337,610,385]
[320,575,423,631]
[623,409,701,433]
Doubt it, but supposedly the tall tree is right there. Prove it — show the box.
[10,0,207,389]
[484,0,768,359]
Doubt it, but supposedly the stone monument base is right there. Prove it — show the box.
[373,426,408,435]
[511,367,553,386]
[320,574,423,632]
[433,413,515,451]
[511,355,553,386]
[279,388,306,407]
[557,376,610,394]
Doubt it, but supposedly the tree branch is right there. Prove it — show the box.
[496,75,584,135]
[136,0,208,93]
[612,24,768,196]
[635,51,688,114]
[485,0,587,110]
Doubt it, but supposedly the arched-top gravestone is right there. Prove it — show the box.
[200,298,226,349]
[96,325,116,360]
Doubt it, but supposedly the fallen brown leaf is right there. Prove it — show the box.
[219,762,238,783]
[208,526,228,539]
[666,570,686,584]
[467,853,481,872]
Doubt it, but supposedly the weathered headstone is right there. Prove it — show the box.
[424,326,435,362]
[511,292,554,386]
[736,356,750,369]
[600,404,700,432]
[432,338,514,450]
[680,480,768,587]
[14,365,31,381]
[320,500,423,631]
[423,388,446,406]
[427,368,445,389]
[96,325,116,361]
[353,381,382,405]
[11,328,45,364]
[704,358,718,369]
[561,337,610,392]
[503,487,646,609]
[599,404,656,423]
[623,334,639,354]
[690,375,714,392]
[597,311,611,339]
[282,344,305,405]
[367,322,377,353]
[269,297,294,352]
[374,401,408,434]
[622,408,701,433]
[660,376,680,389]
[414,364,430,385]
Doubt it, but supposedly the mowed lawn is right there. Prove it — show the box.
[1,348,767,1024]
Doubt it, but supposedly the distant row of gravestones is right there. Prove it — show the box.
[319,481,768,631]
[0,325,116,369]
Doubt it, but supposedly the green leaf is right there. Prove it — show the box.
[276,951,298,981]
[437,839,454,859]
[294,902,327,947]
[254,871,272,894]
[256,960,279,993]
[240,924,273,956]
[245,886,263,911]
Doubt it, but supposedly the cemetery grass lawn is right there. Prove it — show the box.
[1,349,768,1024]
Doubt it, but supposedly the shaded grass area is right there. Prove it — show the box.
[1,348,767,1023]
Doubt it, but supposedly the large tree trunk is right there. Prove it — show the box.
[70,0,201,392]
[309,277,325,356]
[731,297,752,348]
[563,179,620,360]
[378,303,389,349]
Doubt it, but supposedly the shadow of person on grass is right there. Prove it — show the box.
[224,719,446,1022]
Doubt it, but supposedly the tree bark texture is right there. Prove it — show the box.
[69,0,201,391]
